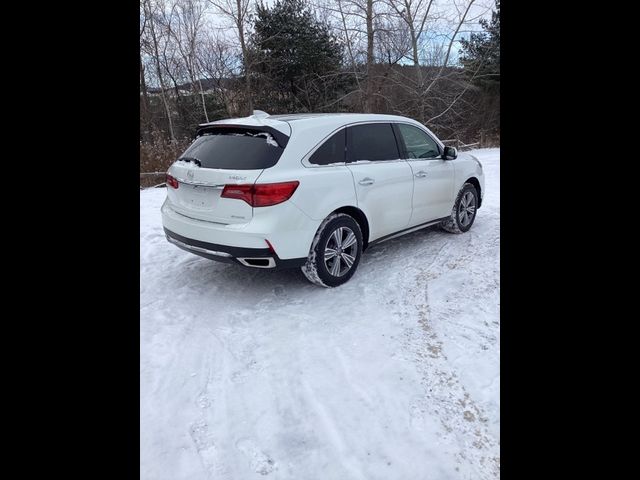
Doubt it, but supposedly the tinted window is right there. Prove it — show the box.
[397,124,440,159]
[179,131,284,170]
[309,129,346,165]
[347,123,400,162]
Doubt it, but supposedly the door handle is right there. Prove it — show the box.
[359,177,375,186]
[414,171,428,178]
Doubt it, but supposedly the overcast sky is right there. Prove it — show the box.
[202,0,496,65]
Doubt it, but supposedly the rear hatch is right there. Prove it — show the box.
[166,125,288,224]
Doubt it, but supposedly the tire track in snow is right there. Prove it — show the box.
[193,311,280,478]
[300,377,367,480]
[390,234,500,479]
[187,333,234,479]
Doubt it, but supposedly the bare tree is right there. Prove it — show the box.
[319,0,386,111]
[170,0,210,122]
[206,0,254,115]
[142,0,177,141]
[198,30,243,116]
[363,0,376,111]
[384,0,435,77]
[373,0,486,126]
[140,5,152,138]
[423,0,477,94]
[140,0,498,154]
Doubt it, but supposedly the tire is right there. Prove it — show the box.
[301,213,363,287]
[441,183,479,233]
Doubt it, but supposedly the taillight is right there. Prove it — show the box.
[220,184,253,204]
[253,181,300,207]
[166,174,179,189]
[221,181,299,207]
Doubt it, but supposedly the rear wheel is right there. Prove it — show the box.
[441,183,478,233]
[301,213,363,287]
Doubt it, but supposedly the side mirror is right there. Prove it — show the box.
[443,146,457,160]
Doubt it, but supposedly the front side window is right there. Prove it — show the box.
[397,124,441,159]
[309,129,346,165]
[347,123,400,162]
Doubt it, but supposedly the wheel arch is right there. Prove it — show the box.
[332,206,370,250]
[464,177,482,208]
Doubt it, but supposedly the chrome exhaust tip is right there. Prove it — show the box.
[237,257,276,268]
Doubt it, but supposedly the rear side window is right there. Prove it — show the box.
[347,123,400,162]
[309,129,346,165]
[179,131,284,170]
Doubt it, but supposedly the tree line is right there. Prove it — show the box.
[140,0,499,173]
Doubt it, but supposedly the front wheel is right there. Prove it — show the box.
[441,183,479,233]
[301,213,363,287]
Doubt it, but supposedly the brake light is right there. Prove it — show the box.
[253,181,300,207]
[221,181,299,207]
[166,174,179,189]
[220,184,253,204]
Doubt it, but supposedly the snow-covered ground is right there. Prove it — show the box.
[140,148,500,480]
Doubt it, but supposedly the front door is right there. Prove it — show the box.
[395,123,455,226]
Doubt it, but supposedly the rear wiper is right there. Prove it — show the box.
[176,156,201,167]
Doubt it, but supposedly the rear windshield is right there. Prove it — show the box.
[179,131,284,170]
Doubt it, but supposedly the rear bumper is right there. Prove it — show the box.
[161,197,317,269]
[164,228,306,270]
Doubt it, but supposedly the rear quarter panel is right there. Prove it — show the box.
[258,165,358,222]
[254,162,357,259]
[264,122,360,222]
[248,123,360,259]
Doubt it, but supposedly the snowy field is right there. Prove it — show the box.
[140,148,500,480]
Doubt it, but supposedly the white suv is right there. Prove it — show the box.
[162,111,484,287]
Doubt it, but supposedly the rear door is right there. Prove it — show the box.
[345,123,413,240]
[394,123,455,225]
[166,129,285,224]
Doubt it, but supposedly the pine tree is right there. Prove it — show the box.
[250,0,347,112]
[460,0,500,92]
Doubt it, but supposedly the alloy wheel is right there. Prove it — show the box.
[323,227,358,277]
